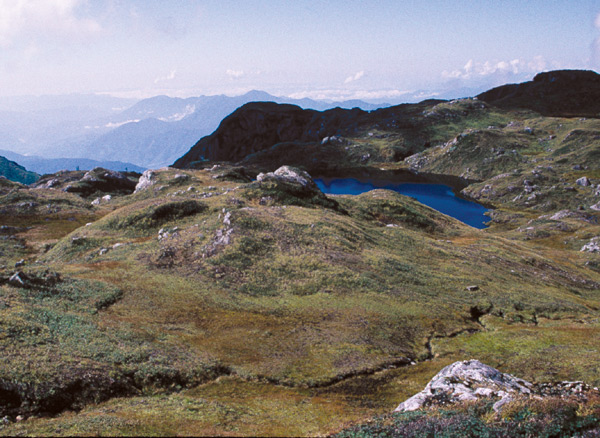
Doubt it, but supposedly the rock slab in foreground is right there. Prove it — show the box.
[395,359,597,413]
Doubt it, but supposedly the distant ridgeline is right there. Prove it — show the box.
[174,69,600,169]
[0,150,146,175]
[0,156,39,184]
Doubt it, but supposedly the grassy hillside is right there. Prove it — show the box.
[0,156,39,184]
[1,77,600,435]
[0,161,599,435]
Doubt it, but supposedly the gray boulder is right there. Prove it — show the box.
[257,165,317,190]
[581,237,600,253]
[394,360,532,413]
[576,176,591,186]
[134,170,156,193]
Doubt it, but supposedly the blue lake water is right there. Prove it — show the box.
[315,178,490,229]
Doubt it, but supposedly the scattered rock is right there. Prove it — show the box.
[203,227,234,258]
[581,237,600,253]
[71,237,86,245]
[546,209,597,223]
[259,196,274,205]
[8,272,26,287]
[158,227,179,241]
[174,173,189,182]
[576,176,591,186]
[321,135,346,145]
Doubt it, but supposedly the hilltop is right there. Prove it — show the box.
[477,69,600,117]
[0,156,39,184]
[1,70,600,436]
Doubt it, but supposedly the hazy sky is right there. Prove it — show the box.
[1,0,599,100]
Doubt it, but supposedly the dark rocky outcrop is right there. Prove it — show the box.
[173,99,445,169]
[477,70,600,117]
[173,102,368,167]
[33,168,139,198]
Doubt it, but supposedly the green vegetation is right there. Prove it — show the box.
[0,156,39,185]
[335,397,600,438]
[1,93,599,435]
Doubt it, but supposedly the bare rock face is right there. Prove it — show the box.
[395,360,532,413]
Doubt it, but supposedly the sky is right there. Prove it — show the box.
[0,0,599,101]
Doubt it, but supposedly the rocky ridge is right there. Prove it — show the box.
[477,69,600,117]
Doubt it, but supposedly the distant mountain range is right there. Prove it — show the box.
[0,91,392,170]
[0,150,145,175]
[3,73,585,172]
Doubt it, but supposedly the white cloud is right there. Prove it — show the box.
[105,119,140,129]
[226,69,245,79]
[158,104,196,122]
[344,71,365,84]
[442,56,546,80]
[154,69,177,84]
[288,88,414,102]
[0,0,101,46]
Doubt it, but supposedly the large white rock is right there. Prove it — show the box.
[581,237,600,253]
[394,360,533,413]
[257,165,317,189]
[576,176,591,187]
[134,170,156,193]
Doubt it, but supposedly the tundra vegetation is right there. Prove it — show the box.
[1,71,600,436]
